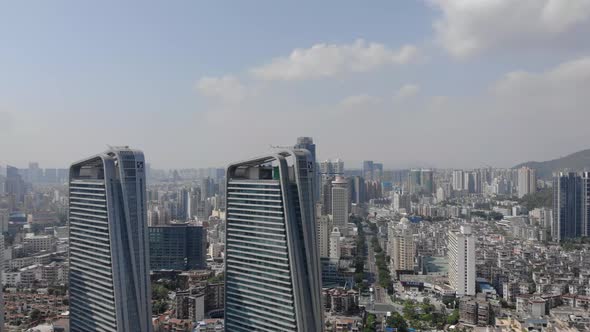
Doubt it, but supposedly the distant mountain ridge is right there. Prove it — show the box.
[514,149,590,179]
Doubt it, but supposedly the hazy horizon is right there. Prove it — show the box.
[2,1,590,169]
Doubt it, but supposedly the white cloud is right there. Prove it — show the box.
[393,84,420,102]
[250,39,419,81]
[196,75,246,103]
[339,94,381,108]
[431,0,590,58]
[492,56,590,107]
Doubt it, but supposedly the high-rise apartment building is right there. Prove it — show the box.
[320,176,334,215]
[319,159,344,209]
[331,176,349,236]
[0,209,8,234]
[329,227,341,260]
[317,215,331,258]
[452,170,464,192]
[448,225,476,296]
[518,167,537,198]
[69,147,152,332]
[149,223,207,270]
[392,192,411,213]
[389,218,415,273]
[225,150,323,332]
[319,159,344,177]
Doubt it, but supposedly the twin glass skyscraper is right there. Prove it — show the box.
[224,150,323,332]
[69,147,152,332]
[68,146,322,331]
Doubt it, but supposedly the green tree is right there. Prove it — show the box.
[151,284,169,301]
[403,302,418,320]
[152,300,167,314]
[364,313,377,331]
[30,309,42,322]
[385,312,408,332]
[447,309,459,325]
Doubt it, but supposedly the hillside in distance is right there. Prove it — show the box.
[514,149,590,179]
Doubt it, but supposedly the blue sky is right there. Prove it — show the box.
[2,1,590,169]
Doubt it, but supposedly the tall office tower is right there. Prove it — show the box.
[69,147,152,332]
[552,172,585,241]
[448,225,476,296]
[452,170,464,192]
[317,215,331,257]
[177,188,191,220]
[149,223,206,270]
[200,177,211,200]
[518,167,537,198]
[390,218,415,273]
[407,169,434,195]
[421,169,434,194]
[351,176,366,204]
[295,136,319,201]
[363,160,374,181]
[329,227,341,259]
[225,150,323,332]
[320,176,334,215]
[331,176,349,236]
[373,163,384,182]
[5,165,25,203]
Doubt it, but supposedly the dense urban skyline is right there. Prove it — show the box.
[3,1,590,168]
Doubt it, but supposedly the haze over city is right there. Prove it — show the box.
[5,2,590,332]
[3,1,590,169]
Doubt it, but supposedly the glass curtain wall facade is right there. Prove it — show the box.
[224,150,323,332]
[69,147,152,332]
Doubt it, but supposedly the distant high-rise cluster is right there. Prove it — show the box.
[362,160,383,182]
[148,223,207,270]
[407,169,434,195]
[518,167,537,198]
